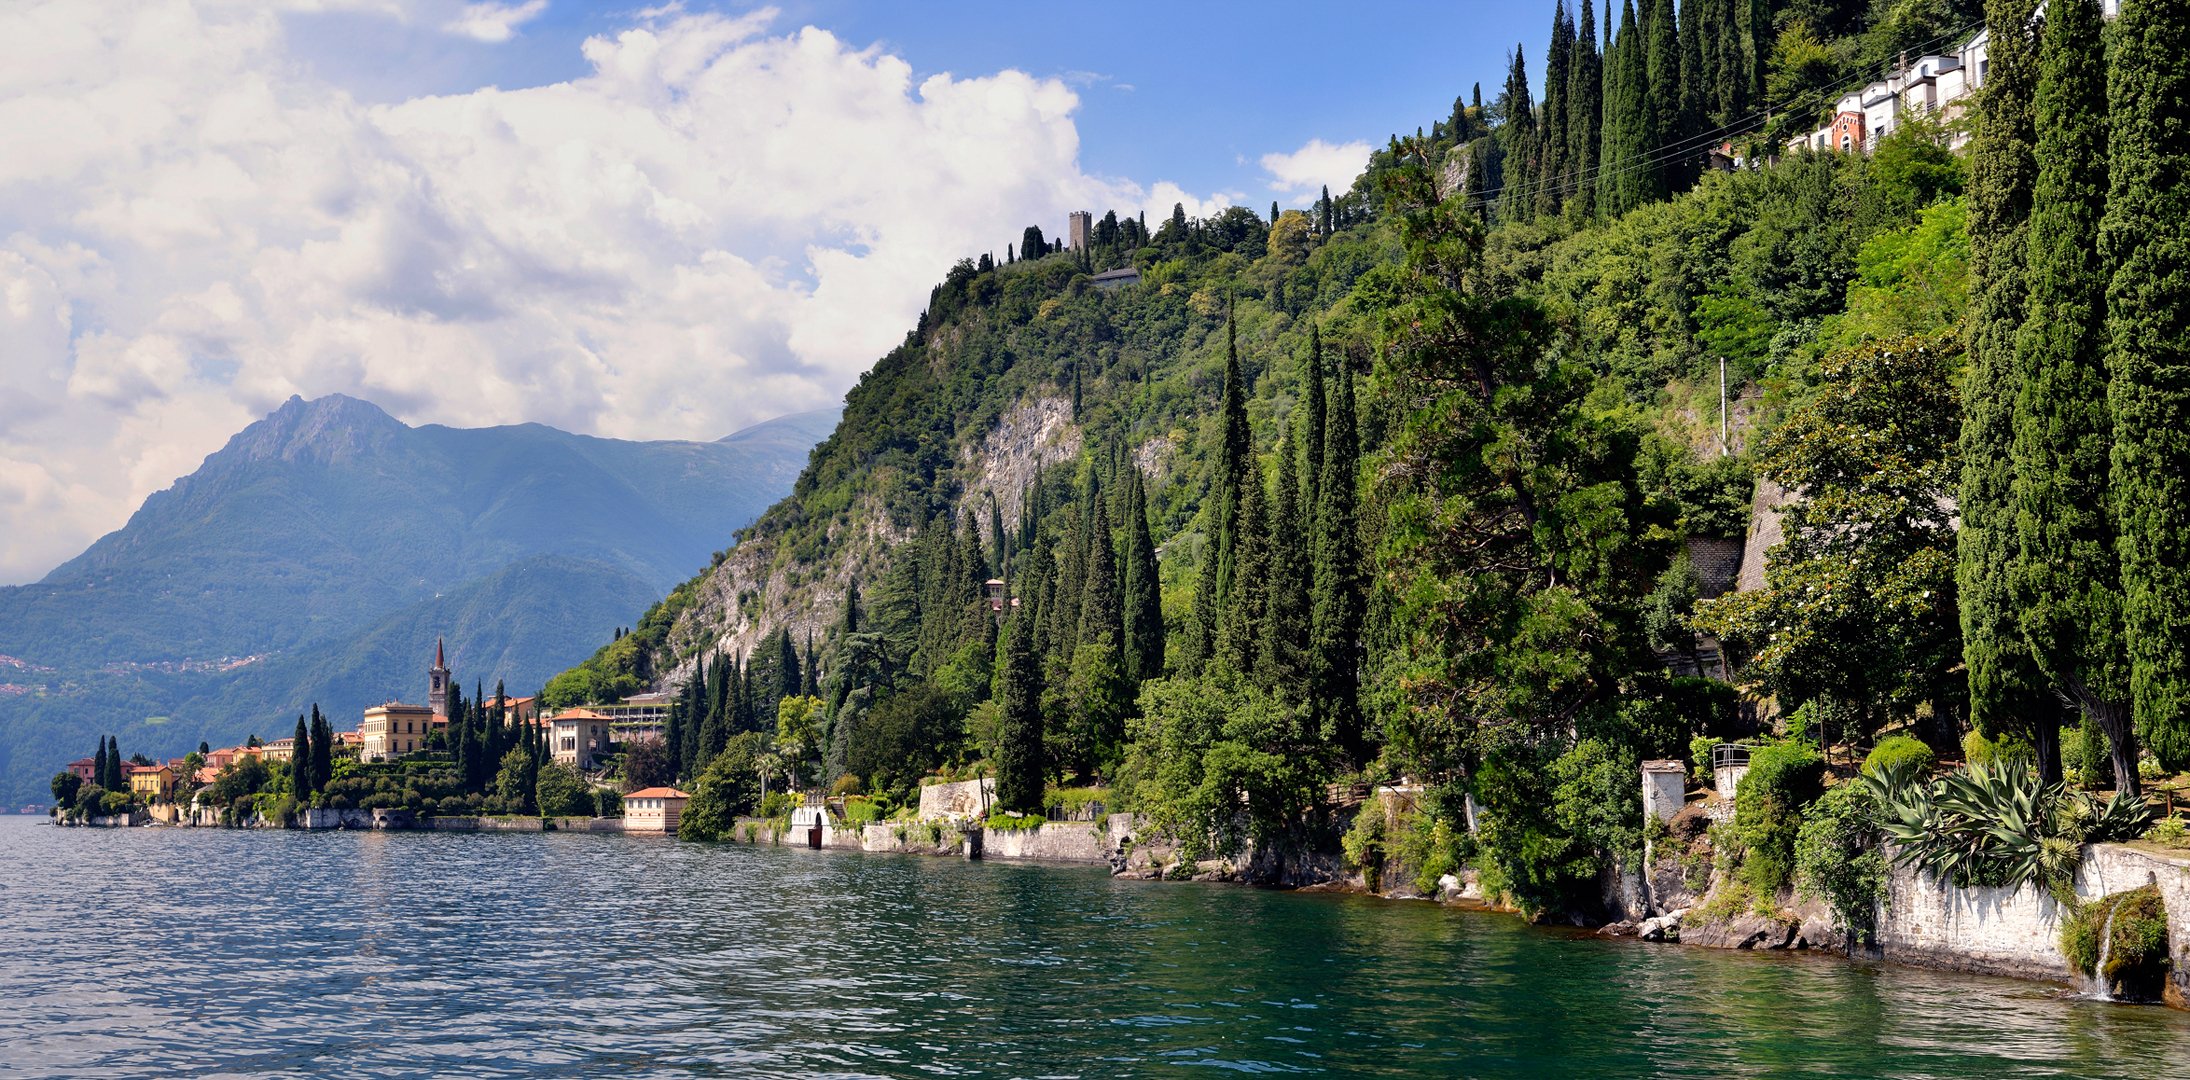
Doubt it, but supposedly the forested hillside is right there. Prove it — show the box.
[549,0,2190,914]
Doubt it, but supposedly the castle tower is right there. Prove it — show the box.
[1067,210,1092,253]
[428,638,450,718]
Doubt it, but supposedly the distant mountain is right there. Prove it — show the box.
[0,394,836,803]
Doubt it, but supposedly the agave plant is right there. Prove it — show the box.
[2083,788,2153,843]
[1860,758,2097,894]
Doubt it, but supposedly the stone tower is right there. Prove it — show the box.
[1067,210,1092,252]
[428,637,450,718]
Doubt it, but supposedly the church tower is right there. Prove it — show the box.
[429,638,450,718]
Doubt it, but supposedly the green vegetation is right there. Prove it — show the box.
[1731,741,1824,894]
[1793,781,1887,942]
[1861,735,1935,778]
[1865,759,2151,895]
[2060,885,2172,1000]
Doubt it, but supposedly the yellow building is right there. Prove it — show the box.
[361,703,435,761]
[128,764,175,802]
[624,787,690,833]
[262,737,296,764]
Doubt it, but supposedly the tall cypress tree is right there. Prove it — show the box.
[1121,467,1165,683]
[1568,0,1602,220]
[1537,4,1574,219]
[1643,0,1683,198]
[2104,0,2190,772]
[1078,491,1123,653]
[94,740,108,794]
[290,715,310,796]
[995,614,1045,812]
[1676,0,1704,188]
[2012,0,2132,788]
[1214,310,1252,605]
[1959,0,2053,770]
[107,735,121,790]
[1219,454,1271,674]
[1187,536,1218,676]
[1496,45,1538,223]
[1261,426,1311,700]
[1311,354,1367,761]
[1598,0,1647,217]
[311,704,333,793]
[1304,326,1327,520]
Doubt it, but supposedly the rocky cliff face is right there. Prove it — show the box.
[658,393,1084,685]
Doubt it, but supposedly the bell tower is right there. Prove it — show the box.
[429,638,450,718]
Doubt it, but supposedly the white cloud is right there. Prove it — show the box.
[1258,137,1370,201]
[0,0,1226,585]
[440,0,548,43]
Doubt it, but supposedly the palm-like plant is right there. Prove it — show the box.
[1860,758,2145,894]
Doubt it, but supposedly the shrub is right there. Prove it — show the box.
[2061,719,2114,790]
[841,797,882,826]
[831,774,864,798]
[1689,735,1719,783]
[1389,811,1470,896]
[1963,729,2033,768]
[984,809,1045,832]
[1733,741,1824,895]
[1862,735,1934,779]
[1794,782,1886,942]
[758,791,791,818]
[2060,886,2171,1000]
[2145,817,2190,849]
[1340,804,1387,876]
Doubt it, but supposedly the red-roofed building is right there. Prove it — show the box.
[68,758,95,784]
[624,787,690,833]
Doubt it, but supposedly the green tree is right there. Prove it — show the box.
[495,746,539,815]
[1958,0,2056,774]
[1213,311,1252,603]
[1643,0,1684,196]
[994,615,1045,811]
[535,761,593,817]
[1120,467,1165,683]
[1567,0,1602,219]
[678,731,764,839]
[1260,428,1311,700]
[1497,45,1538,223]
[1538,3,1574,219]
[2104,0,2190,771]
[2012,0,2134,788]
[1597,0,1649,217]
[1311,336,1366,760]
[51,771,81,811]
[1218,455,1270,674]
[773,694,827,790]
[289,715,310,797]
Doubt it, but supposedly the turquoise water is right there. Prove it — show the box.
[3,816,2187,1078]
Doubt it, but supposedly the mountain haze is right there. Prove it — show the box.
[0,395,835,803]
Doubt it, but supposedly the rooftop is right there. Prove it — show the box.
[626,787,690,800]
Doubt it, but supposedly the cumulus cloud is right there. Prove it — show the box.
[1259,137,1370,201]
[440,0,548,43]
[0,0,1224,585]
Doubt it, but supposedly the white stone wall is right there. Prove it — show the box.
[1875,842,2190,990]
[916,778,995,820]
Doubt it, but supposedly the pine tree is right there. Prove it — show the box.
[290,715,310,795]
[1261,426,1311,700]
[1311,354,1367,761]
[1568,0,1602,219]
[1537,4,1574,218]
[1121,467,1165,683]
[2011,0,2132,788]
[2104,0,2190,771]
[1496,45,1538,223]
[1960,0,2054,771]
[995,614,1045,812]
[1219,454,1271,674]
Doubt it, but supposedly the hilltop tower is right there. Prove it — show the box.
[1067,210,1092,252]
[428,638,450,718]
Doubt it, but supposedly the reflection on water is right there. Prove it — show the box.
[2,817,2185,1078]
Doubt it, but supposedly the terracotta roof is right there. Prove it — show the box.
[127,764,170,775]
[625,787,689,800]
[553,708,613,721]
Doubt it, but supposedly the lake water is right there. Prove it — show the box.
[4,817,2189,1078]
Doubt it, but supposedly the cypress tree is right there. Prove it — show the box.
[1311,354,1367,761]
[1214,310,1252,604]
[803,630,820,698]
[1304,326,1327,518]
[1496,45,1538,223]
[94,740,107,794]
[988,496,1008,578]
[1568,0,1602,219]
[1537,4,1574,219]
[1676,0,1704,188]
[311,705,333,793]
[1219,454,1271,674]
[1643,0,1682,198]
[2012,0,2132,787]
[1121,467,1165,683]
[1187,537,1218,676]
[1959,0,2053,770]
[1709,0,1749,128]
[1078,491,1123,653]
[1598,0,1647,217]
[995,615,1045,812]
[2104,0,2190,771]
[1051,501,1088,658]
[290,715,310,795]
[1261,426,1311,699]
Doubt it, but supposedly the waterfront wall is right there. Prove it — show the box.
[917,778,994,820]
[1874,842,2190,1001]
[728,813,1136,867]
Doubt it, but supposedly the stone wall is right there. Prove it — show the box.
[916,778,995,820]
[981,821,1111,864]
[1875,842,2190,998]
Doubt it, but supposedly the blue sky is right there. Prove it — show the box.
[285,0,1561,215]
[0,0,1565,584]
